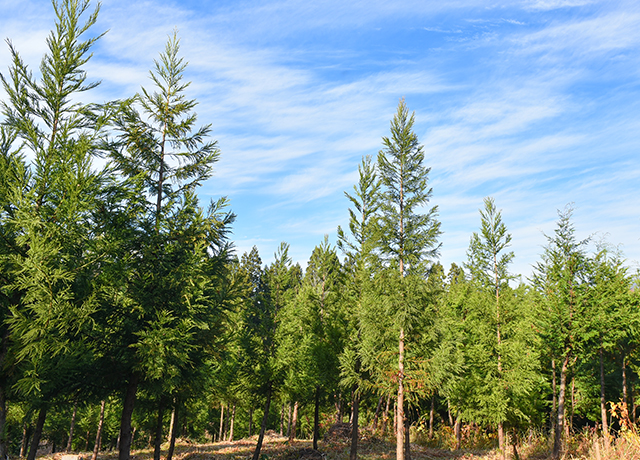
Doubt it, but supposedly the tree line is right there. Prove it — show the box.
[0,2,638,460]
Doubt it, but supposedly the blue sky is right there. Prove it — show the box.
[1,0,639,279]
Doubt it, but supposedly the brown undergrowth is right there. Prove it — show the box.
[43,428,640,460]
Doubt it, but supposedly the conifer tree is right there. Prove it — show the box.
[0,1,108,456]
[377,98,441,460]
[533,206,589,459]
[337,155,380,460]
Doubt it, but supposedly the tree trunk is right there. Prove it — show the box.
[498,422,505,460]
[287,403,293,438]
[0,329,10,460]
[552,354,569,459]
[447,400,453,427]
[381,394,390,435]
[20,420,30,458]
[91,400,106,460]
[153,401,164,460]
[289,402,298,442]
[349,389,360,460]
[218,404,224,442]
[551,359,557,440]
[570,377,575,433]
[27,407,47,460]
[313,387,320,451]
[454,416,461,450]
[118,374,139,460]
[229,404,236,442]
[166,403,178,460]
[335,393,343,424]
[428,395,435,440]
[371,395,383,432]
[600,345,609,446]
[404,412,411,460]
[252,384,273,460]
[622,353,629,420]
[397,328,405,460]
[66,401,78,452]
[280,403,284,436]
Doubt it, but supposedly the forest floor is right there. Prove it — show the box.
[46,428,640,460]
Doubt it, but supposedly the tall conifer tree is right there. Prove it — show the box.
[377,99,441,460]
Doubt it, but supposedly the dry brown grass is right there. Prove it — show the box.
[43,429,640,460]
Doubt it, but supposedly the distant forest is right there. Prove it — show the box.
[0,2,638,460]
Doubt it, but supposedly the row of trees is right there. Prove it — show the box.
[0,2,638,460]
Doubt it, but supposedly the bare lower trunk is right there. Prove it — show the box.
[622,353,629,419]
[397,328,405,460]
[428,396,434,439]
[349,390,360,460]
[600,346,609,446]
[252,384,273,460]
[447,400,453,427]
[92,400,106,460]
[153,402,164,460]
[218,404,224,442]
[551,358,557,439]
[371,395,383,432]
[280,404,284,436]
[552,355,569,459]
[382,394,390,435]
[313,388,320,451]
[498,422,505,460]
[20,421,30,457]
[404,413,411,460]
[289,402,298,442]
[166,403,178,460]
[0,329,10,460]
[66,401,78,452]
[454,416,461,450]
[27,407,47,460]
[287,403,293,438]
[570,377,575,433]
[229,404,236,442]
[118,374,139,460]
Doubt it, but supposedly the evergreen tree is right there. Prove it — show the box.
[377,98,441,460]
[0,1,109,457]
[337,155,380,460]
[533,206,589,459]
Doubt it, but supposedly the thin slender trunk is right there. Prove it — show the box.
[397,328,405,460]
[498,422,505,460]
[287,403,293,438]
[280,404,284,436]
[622,353,629,420]
[447,400,453,427]
[166,403,178,460]
[404,412,411,460]
[313,387,320,450]
[336,393,343,424]
[570,377,575,432]
[20,421,30,458]
[382,394,390,435]
[118,374,139,460]
[289,402,298,442]
[229,404,236,442]
[27,407,47,460]
[153,402,164,460]
[91,400,106,460]
[551,359,557,440]
[454,416,461,450]
[66,401,78,452]
[0,329,10,460]
[218,404,224,442]
[349,389,360,460]
[552,354,569,459]
[371,395,383,432]
[252,384,273,460]
[428,396,435,440]
[168,407,176,443]
[600,345,609,446]
[85,430,91,452]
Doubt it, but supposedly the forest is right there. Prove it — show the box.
[0,1,638,460]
